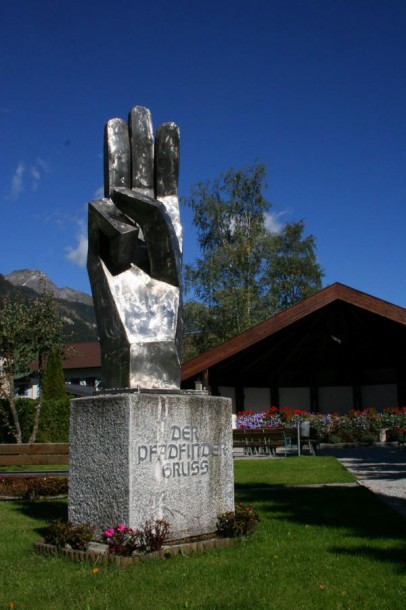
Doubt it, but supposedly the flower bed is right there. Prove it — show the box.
[36,503,259,564]
[34,536,234,566]
[0,476,68,499]
[236,407,406,444]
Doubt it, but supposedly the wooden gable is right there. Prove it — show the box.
[181,283,406,406]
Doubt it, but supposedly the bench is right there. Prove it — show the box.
[0,443,69,467]
[233,428,292,458]
[233,428,319,457]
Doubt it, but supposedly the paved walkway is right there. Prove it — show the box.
[319,443,406,519]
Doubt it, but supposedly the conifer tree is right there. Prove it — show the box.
[42,348,67,400]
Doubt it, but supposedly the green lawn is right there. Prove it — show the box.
[234,455,355,486]
[0,464,68,473]
[0,457,405,609]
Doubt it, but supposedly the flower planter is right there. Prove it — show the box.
[34,536,234,565]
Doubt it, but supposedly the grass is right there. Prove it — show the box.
[0,465,68,473]
[234,456,356,486]
[0,457,405,609]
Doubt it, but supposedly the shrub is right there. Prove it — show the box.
[237,410,270,428]
[236,406,406,443]
[217,502,259,538]
[387,426,406,441]
[136,519,171,552]
[42,348,67,400]
[0,397,37,443]
[44,520,95,551]
[102,520,171,555]
[45,519,171,556]
[381,407,406,431]
[328,434,342,444]
[37,397,70,442]
[0,396,70,442]
[22,476,68,499]
[102,525,139,556]
[0,476,68,499]
[308,412,335,440]
[0,400,12,443]
[330,409,381,442]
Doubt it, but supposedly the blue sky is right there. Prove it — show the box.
[1,0,405,307]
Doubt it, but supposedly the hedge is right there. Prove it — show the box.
[0,397,70,443]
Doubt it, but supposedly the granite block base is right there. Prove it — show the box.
[68,392,234,539]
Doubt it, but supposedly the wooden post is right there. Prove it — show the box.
[202,368,209,391]
[353,383,362,410]
[397,365,406,406]
[270,383,279,409]
[235,385,244,413]
[310,385,319,413]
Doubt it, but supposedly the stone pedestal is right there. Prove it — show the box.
[68,392,234,540]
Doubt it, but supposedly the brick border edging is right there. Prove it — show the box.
[34,537,234,566]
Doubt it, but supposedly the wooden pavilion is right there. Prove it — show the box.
[181,283,406,414]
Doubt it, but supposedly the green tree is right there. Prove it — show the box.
[0,298,34,442]
[266,220,324,311]
[0,288,64,442]
[42,348,67,401]
[182,301,215,360]
[183,163,323,355]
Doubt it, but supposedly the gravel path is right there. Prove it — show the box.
[319,443,406,519]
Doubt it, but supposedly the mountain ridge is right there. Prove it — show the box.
[1,270,97,343]
[5,269,93,306]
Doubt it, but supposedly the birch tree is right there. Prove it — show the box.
[183,163,323,355]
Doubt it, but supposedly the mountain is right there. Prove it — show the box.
[5,269,93,306]
[1,271,98,342]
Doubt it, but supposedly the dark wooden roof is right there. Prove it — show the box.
[181,283,406,387]
[63,342,101,370]
[56,284,406,388]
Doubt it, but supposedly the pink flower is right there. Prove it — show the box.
[117,524,126,533]
[104,528,115,538]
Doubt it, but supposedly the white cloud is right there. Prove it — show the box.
[94,185,104,198]
[11,162,25,198]
[30,158,50,191]
[10,157,50,198]
[31,167,41,191]
[36,158,50,174]
[66,231,88,267]
[264,210,290,233]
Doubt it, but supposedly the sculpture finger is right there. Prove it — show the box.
[112,187,181,287]
[129,106,154,197]
[155,122,180,199]
[88,199,144,278]
[104,118,131,197]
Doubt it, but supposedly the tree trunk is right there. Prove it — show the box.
[28,351,43,443]
[28,398,42,444]
[7,375,22,444]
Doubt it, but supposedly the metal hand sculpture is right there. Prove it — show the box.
[87,106,182,390]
